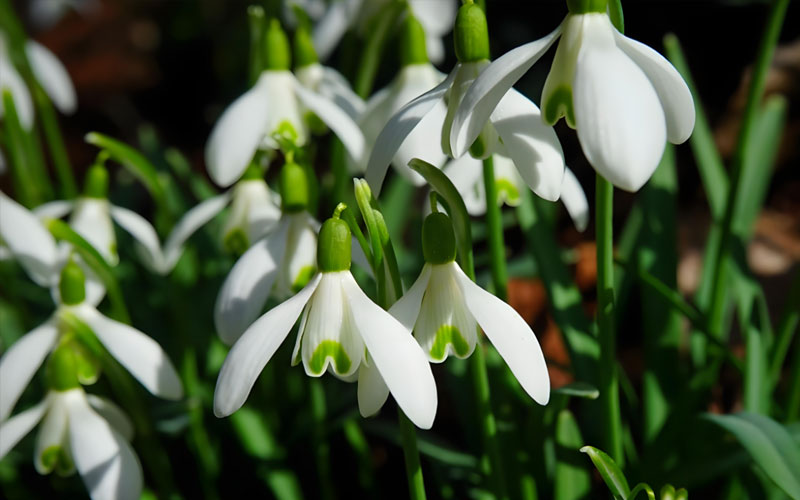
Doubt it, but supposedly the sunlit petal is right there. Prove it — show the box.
[560,167,589,232]
[0,398,48,459]
[25,40,77,114]
[0,191,59,286]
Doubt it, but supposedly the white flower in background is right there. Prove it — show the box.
[214,217,438,429]
[450,4,695,192]
[312,0,456,64]
[0,190,60,286]
[443,154,589,232]
[28,0,99,29]
[205,19,364,188]
[0,260,183,423]
[0,33,77,130]
[0,384,141,500]
[389,212,550,405]
[367,2,565,202]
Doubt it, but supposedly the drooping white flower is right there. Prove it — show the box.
[312,0,456,64]
[205,20,364,188]
[214,217,437,429]
[389,212,550,405]
[0,190,60,286]
[0,261,183,423]
[449,6,695,192]
[0,387,141,500]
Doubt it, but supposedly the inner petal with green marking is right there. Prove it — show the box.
[308,340,352,375]
[430,325,471,361]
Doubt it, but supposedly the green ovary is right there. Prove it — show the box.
[292,266,316,293]
[429,325,470,361]
[308,340,352,375]
[495,178,521,207]
[543,85,575,128]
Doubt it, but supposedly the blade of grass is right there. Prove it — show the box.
[554,410,591,500]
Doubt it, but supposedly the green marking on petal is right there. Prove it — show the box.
[543,85,575,128]
[309,340,351,375]
[496,178,521,207]
[40,445,73,476]
[430,325,470,361]
[292,265,316,293]
[272,120,300,148]
[223,228,249,257]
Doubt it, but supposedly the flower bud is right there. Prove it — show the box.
[399,13,428,66]
[83,163,109,198]
[422,212,456,265]
[293,25,318,69]
[279,162,310,213]
[59,259,86,306]
[317,217,351,272]
[566,0,608,14]
[454,2,490,63]
[263,18,291,71]
[45,345,81,391]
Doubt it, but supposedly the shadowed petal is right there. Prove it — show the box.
[357,356,390,417]
[0,398,48,458]
[560,167,589,232]
[387,264,432,331]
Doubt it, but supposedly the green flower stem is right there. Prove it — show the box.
[398,410,426,500]
[786,340,800,422]
[1,90,40,207]
[596,175,623,465]
[354,1,404,98]
[482,156,508,300]
[310,378,336,500]
[32,83,78,198]
[248,5,265,85]
[769,270,800,385]
[706,0,789,344]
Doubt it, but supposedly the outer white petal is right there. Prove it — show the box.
[409,0,456,37]
[70,198,117,265]
[67,391,143,500]
[387,264,432,331]
[0,191,59,286]
[108,205,165,271]
[86,395,134,442]
[25,40,77,114]
[214,273,322,417]
[573,17,666,192]
[450,24,563,157]
[393,99,448,185]
[425,36,445,65]
[0,399,48,459]
[341,273,437,429]
[0,58,34,129]
[275,214,317,299]
[161,192,232,272]
[293,77,365,164]
[453,265,550,405]
[357,356,390,417]
[0,319,58,421]
[442,155,485,215]
[312,0,361,61]
[491,88,565,201]
[613,33,695,144]
[205,79,271,187]
[365,70,455,194]
[75,304,183,400]
[319,66,365,119]
[34,200,74,220]
[215,219,290,346]
[35,392,70,474]
[560,167,589,232]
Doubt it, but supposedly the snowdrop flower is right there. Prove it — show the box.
[443,154,589,231]
[450,0,695,192]
[389,212,550,404]
[368,2,565,204]
[0,33,77,130]
[0,190,61,286]
[214,216,438,429]
[205,19,364,188]
[312,0,456,64]
[0,260,183,423]
[357,14,448,184]
[0,347,141,500]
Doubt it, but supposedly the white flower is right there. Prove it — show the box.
[0,293,183,423]
[312,0,456,64]
[295,62,365,121]
[358,62,449,184]
[443,154,589,231]
[0,190,60,286]
[0,388,142,500]
[205,69,365,188]
[389,261,549,405]
[449,12,695,192]
[28,0,99,29]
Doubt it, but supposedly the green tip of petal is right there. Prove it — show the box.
[317,217,351,272]
[83,163,109,198]
[399,13,428,66]
[422,212,457,264]
[293,26,318,69]
[263,18,291,71]
[308,340,352,375]
[59,260,86,306]
[280,162,311,213]
[454,3,490,63]
[430,325,470,361]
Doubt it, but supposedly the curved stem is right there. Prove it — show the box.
[482,157,508,300]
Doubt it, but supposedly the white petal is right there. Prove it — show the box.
[357,357,389,417]
[491,88,565,201]
[0,399,48,459]
[388,264,432,331]
[312,0,360,61]
[341,273,437,429]
[35,392,70,473]
[0,319,58,421]
[613,31,695,144]
[560,167,589,232]
[67,391,143,500]
[275,214,317,299]
[319,66,365,119]
[161,192,232,272]
[215,219,290,346]
[213,273,322,417]
[34,200,74,220]
[0,191,59,286]
[425,36,445,65]
[409,0,456,36]
[442,155,486,215]
[205,79,271,188]
[75,305,183,400]
[86,395,134,442]
[392,98,449,185]
[70,198,117,265]
[450,24,563,157]
[0,58,34,129]
[108,205,165,272]
[293,77,365,163]
[573,18,666,192]
[365,70,455,194]
[25,40,77,114]
[453,265,550,405]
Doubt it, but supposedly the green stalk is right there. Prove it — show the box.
[1,90,40,207]
[32,83,77,198]
[786,340,800,421]
[482,156,508,300]
[310,378,336,500]
[596,175,623,465]
[769,269,800,385]
[353,2,403,98]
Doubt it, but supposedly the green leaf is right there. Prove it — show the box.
[554,410,591,500]
[704,412,800,499]
[553,382,600,400]
[628,483,655,500]
[580,445,631,499]
[1,89,40,207]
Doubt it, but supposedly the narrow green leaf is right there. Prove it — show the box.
[770,269,800,384]
[554,410,591,500]
[552,382,600,400]
[628,483,655,500]
[2,89,40,206]
[580,445,631,499]
[704,412,800,499]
